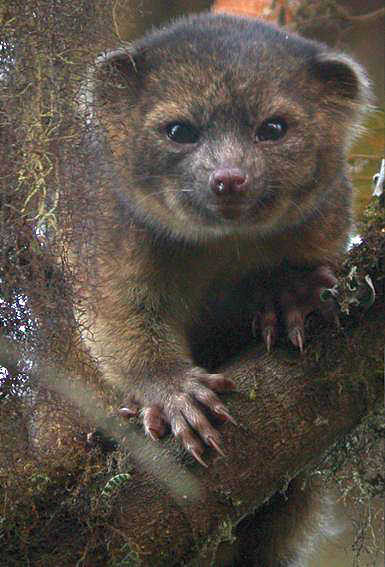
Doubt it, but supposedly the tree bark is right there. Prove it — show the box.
[27,196,383,567]
[102,309,383,566]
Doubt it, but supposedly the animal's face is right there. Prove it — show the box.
[91,14,369,242]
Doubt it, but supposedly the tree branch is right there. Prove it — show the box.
[25,192,384,566]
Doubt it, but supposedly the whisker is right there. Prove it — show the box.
[129,187,194,208]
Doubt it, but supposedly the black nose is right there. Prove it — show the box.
[210,168,248,196]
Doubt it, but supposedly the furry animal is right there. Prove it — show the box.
[79,13,369,566]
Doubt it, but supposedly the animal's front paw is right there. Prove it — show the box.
[252,265,338,352]
[119,368,236,466]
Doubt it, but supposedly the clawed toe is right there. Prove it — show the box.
[253,265,339,352]
[119,369,236,466]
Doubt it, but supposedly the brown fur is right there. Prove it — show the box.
[78,13,370,566]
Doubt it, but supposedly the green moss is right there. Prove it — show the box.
[185,516,236,567]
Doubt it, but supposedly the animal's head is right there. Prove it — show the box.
[87,13,371,242]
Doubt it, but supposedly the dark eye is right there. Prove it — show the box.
[166,122,200,144]
[256,118,288,142]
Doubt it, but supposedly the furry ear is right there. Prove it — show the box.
[79,48,144,118]
[93,48,143,102]
[310,51,372,112]
[309,51,372,144]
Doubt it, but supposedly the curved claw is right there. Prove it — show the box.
[214,407,238,426]
[147,428,161,442]
[190,448,208,468]
[253,265,340,353]
[120,367,237,467]
[207,435,226,457]
[289,327,304,353]
[119,406,139,418]
[262,326,275,353]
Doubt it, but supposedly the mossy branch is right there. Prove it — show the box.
[23,190,384,567]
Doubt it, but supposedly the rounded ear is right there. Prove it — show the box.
[79,47,144,118]
[93,48,142,103]
[310,51,371,105]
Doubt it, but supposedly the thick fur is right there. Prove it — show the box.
[79,13,370,566]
